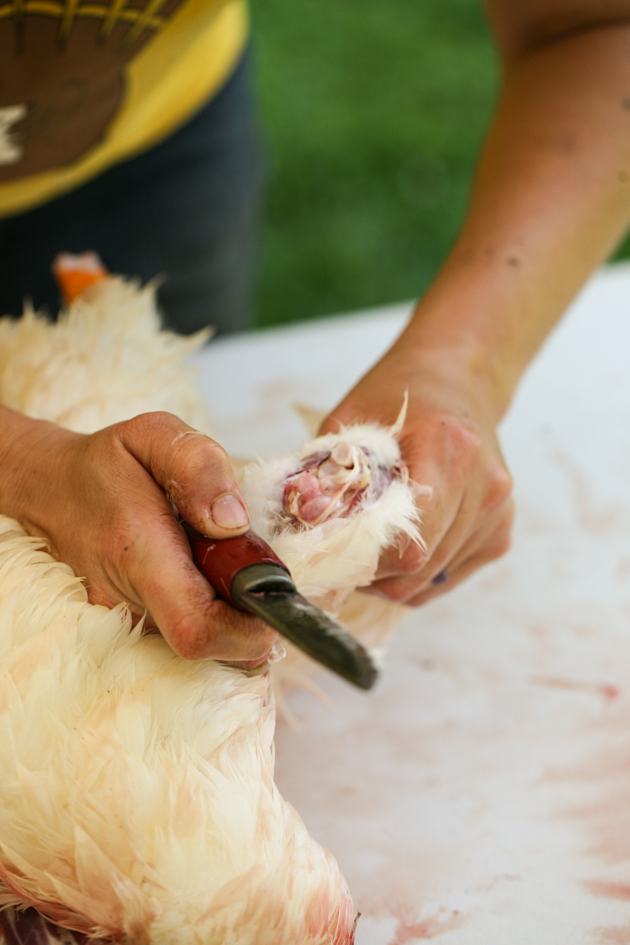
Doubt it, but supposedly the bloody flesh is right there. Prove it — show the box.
[282,443,402,529]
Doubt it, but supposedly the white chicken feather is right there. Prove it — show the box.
[0,272,422,945]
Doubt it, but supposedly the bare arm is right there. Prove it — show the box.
[324,1,630,603]
[405,2,630,414]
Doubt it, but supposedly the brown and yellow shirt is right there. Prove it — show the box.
[0,0,247,216]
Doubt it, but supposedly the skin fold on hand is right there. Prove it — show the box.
[0,406,277,664]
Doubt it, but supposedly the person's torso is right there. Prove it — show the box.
[0,0,247,216]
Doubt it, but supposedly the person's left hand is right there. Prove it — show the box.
[319,332,515,606]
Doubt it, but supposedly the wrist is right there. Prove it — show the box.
[0,408,76,526]
[402,269,532,422]
[400,323,513,424]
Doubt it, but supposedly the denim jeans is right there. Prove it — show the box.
[0,49,264,335]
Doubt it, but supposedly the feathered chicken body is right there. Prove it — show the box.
[0,267,420,944]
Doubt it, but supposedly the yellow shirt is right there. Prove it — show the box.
[0,0,247,216]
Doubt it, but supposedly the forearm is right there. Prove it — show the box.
[404,23,630,418]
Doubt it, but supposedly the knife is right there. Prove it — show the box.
[185,526,379,690]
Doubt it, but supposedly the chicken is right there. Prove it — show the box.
[0,259,421,945]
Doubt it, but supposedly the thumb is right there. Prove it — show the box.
[116,411,250,538]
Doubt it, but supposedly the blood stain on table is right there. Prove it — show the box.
[388,910,463,944]
[531,675,620,702]
[597,923,630,945]
[551,449,627,534]
[585,880,630,901]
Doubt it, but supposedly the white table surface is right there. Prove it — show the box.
[192,265,630,945]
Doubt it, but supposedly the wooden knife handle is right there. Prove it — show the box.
[185,527,289,606]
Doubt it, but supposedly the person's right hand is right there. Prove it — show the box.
[2,410,277,665]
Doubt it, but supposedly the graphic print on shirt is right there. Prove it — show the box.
[0,104,26,165]
[0,0,202,181]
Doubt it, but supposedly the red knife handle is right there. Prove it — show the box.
[185,527,290,606]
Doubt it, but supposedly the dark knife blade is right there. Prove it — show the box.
[231,564,379,690]
[185,527,379,691]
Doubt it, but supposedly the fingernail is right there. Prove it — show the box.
[211,492,249,529]
[268,641,287,664]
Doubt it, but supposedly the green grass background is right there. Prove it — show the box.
[251,0,630,328]
[251,0,497,327]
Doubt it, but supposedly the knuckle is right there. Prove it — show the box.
[119,410,177,437]
[458,425,483,459]
[140,410,178,428]
[440,415,483,465]
[169,613,209,660]
[86,418,121,453]
[374,579,413,604]
[172,431,229,472]
[199,439,230,471]
[112,412,180,458]
[483,465,513,510]
[486,529,512,561]
[407,594,428,609]
[396,542,426,575]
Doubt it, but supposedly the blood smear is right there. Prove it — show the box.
[531,675,620,702]
[585,880,630,901]
[388,911,463,944]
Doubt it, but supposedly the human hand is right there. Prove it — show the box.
[1,410,276,663]
[320,333,514,606]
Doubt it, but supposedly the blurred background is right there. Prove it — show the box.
[251,0,497,328]
[251,0,630,329]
